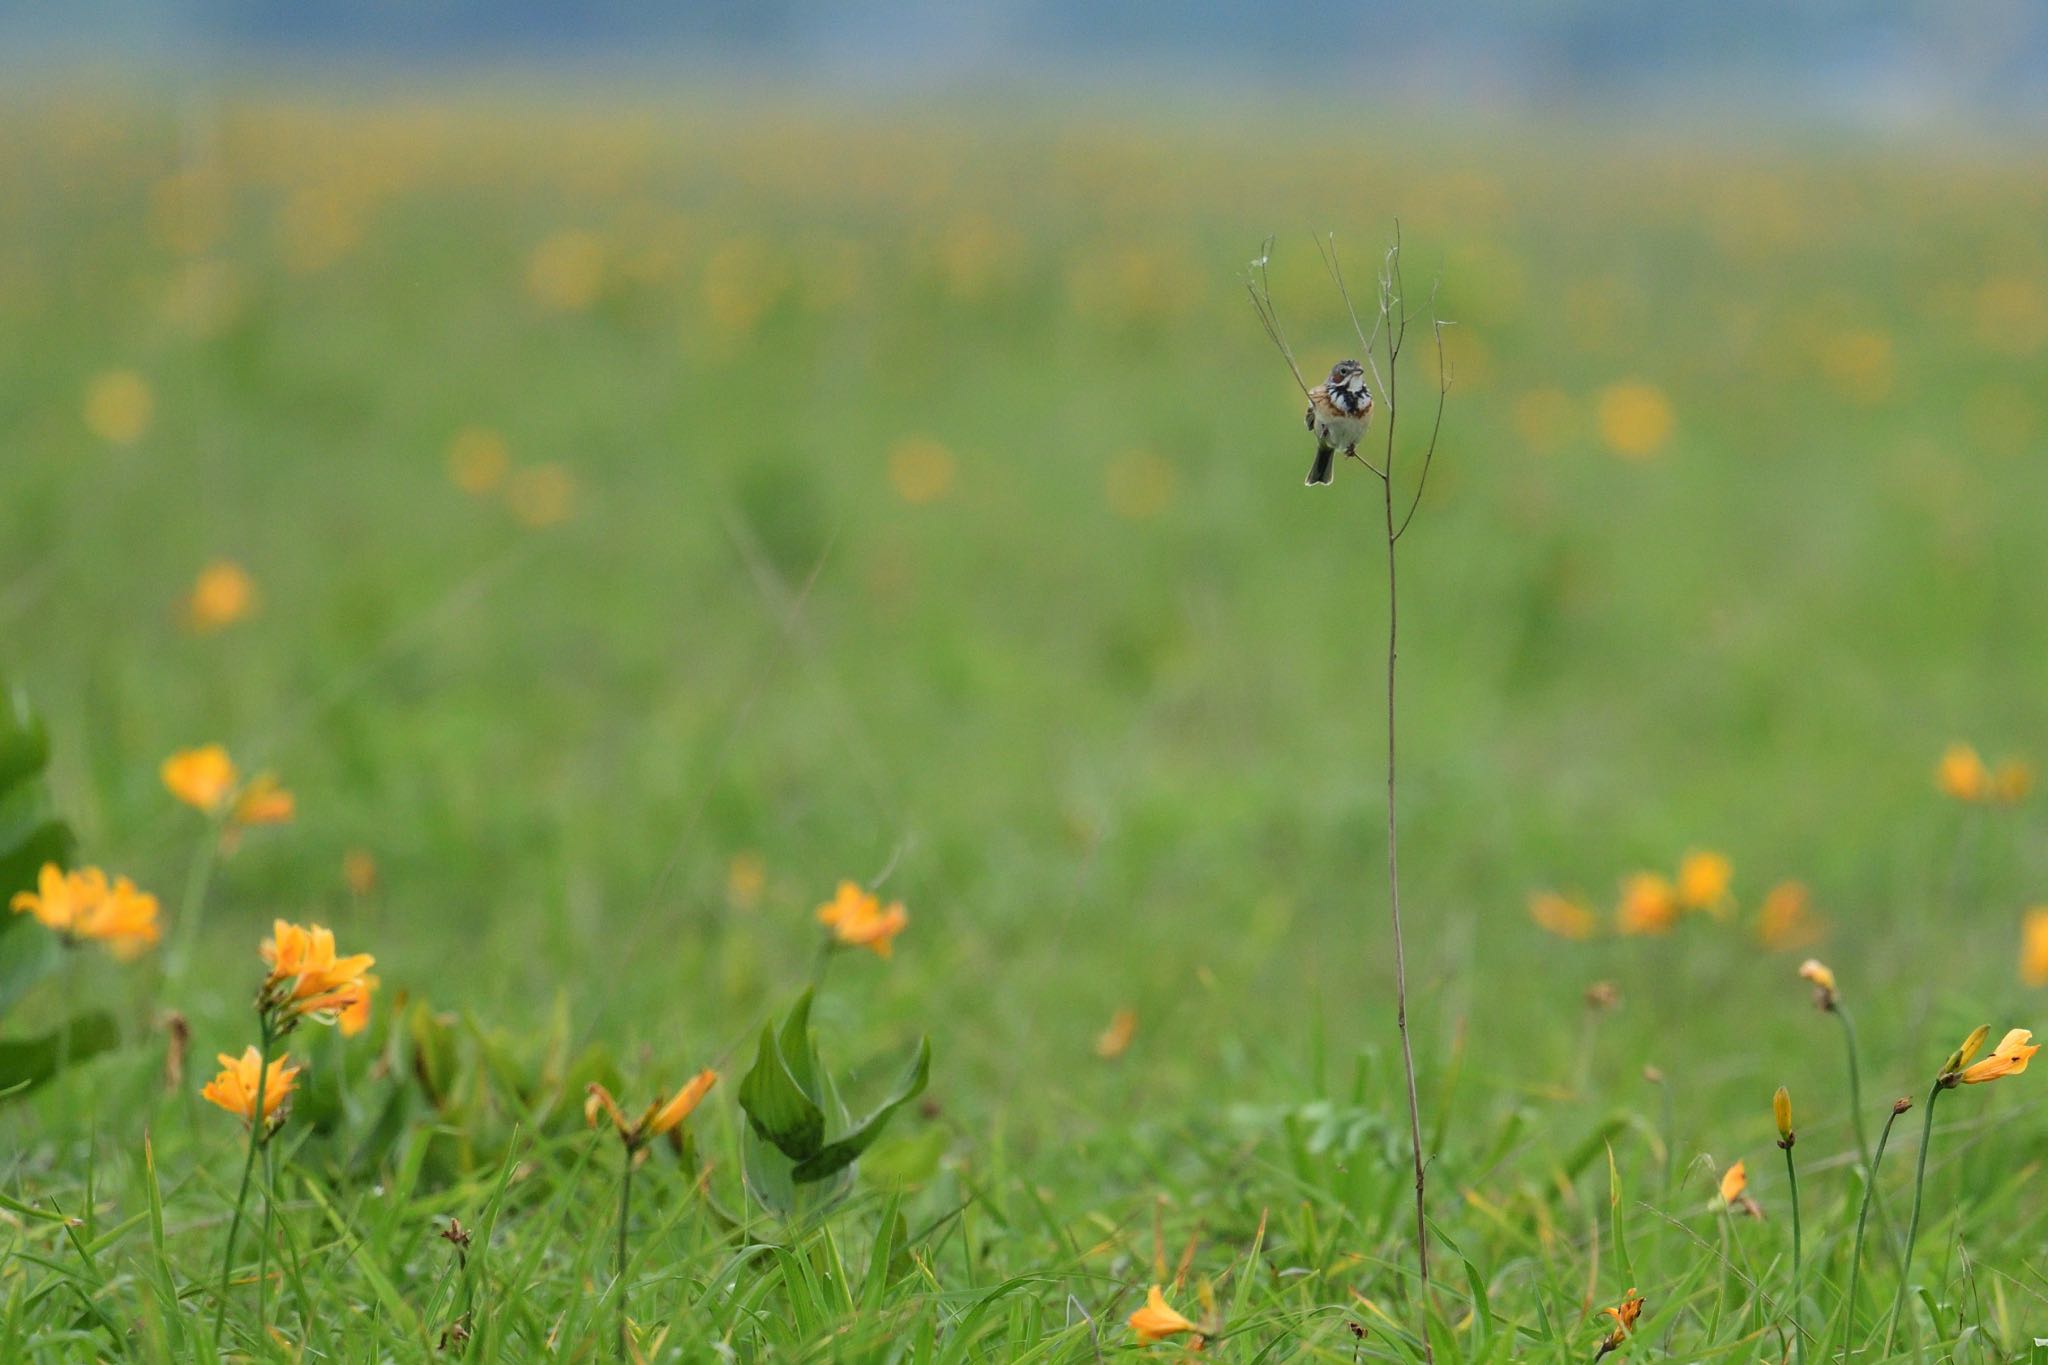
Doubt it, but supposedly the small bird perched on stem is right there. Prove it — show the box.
[1304,359,1374,485]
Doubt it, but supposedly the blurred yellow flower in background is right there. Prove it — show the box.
[448,426,511,495]
[232,774,295,828]
[1817,328,1895,405]
[506,463,577,528]
[9,863,161,957]
[276,184,368,274]
[184,560,256,633]
[342,848,379,897]
[888,437,957,505]
[83,370,154,445]
[1758,881,1823,950]
[1596,382,1673,460]
[1616,872,1678,935]
[526,230,605,312]
[2021,908,2048,988]
[201,1047,299,1129]
[1676,850,1732,914]
[1718,1159,1747,1205]
[1939,743,2030,805]
[1104,450,1176,521]
[1939,743,1988,800]
[1528,891,1597,941]
[727,851,766,910]
[1095,1007,1138,1059]
[816,879,909,958]
[162,745,238,813]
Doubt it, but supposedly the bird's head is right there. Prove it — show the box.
[1327,359,1368,395]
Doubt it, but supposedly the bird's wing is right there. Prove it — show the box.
[1303,385,1326,430]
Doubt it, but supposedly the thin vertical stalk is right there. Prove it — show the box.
[166,830,219,986]
[1832,1004,1894,1254]
[615,1151,636,1359]
[1883,1082,1944,1355]
[213,1018,274,1343]
[1841,1100,1906,1362]
[1783,1144,1805,1365]
[258,1139,276,1345]
[1381,462,1432,1357]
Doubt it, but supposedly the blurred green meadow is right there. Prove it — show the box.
[3,88,2048,1357]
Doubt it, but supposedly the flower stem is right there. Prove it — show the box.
[1841,1101,1905,1362]
[1883,1081,1944,1355]
[258,1138,276,1343]
[165,828,219,986]
[1783,1143,1805,1365]
[1832,1004,1895,1256]
[615,1148,635,1359]
[213,1019,273,1345]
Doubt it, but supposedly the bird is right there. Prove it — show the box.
[1303,359,1373,486]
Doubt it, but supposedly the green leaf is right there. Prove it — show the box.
[0,917,58,1018]
[738,1022,825,1163]
[0,1011,119,1097]
[0,817,69,909]
[779,987,822,1102]
[0,685,50,797]
[791,1037,931,1184]
[408,1001,460,1107]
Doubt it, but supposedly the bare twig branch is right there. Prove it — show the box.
[1392,303,1452,544]
[1317,233,1389,403]
[1245,237,1312,399]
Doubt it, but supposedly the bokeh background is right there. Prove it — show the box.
[4,1,2047,1124]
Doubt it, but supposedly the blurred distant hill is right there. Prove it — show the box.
[3,0,2045,125]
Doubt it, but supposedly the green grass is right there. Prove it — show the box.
[1,87,2047,1359]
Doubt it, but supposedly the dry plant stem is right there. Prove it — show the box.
[1841,1101,1906,1362]
[616,1148,636,1359]
[1883,1081,1944,1355]
[213,1017,275,1344]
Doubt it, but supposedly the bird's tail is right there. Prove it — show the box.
[1305,446,1336,486]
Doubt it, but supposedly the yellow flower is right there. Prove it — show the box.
[506,463,577,528]
[1095,1007,1138,1059]
[1938,744,1988,801]
[162,745,238,813]
[337,974,377,1037]
[1529,891,1597,941]
[1718,1160,1747,1205]
[260,920,376,1029]
[815,880,910,958]
[9,864,159,958]
[78,875,162,959]
[1596,382,1673,459]
[342,849,379,897]
[200,1047,299,1129]
[525,230,605,312]
[726,851,766,910]
[1773,1086,1793,1141]
[585,1070,718,1149]
[1676,850,1733,914]
[1758,881,1822,950]
[1127,1285,1196,1344]
[887,437,957,505]
[447,426,510,495]
[1616,873,1678,936]
[1958,1028,2038,1085]
[1596,1289,1645,1357]
[1798,957,1838,1008]
[1993,760,2034,804]
[10,863,102,934]
[184,560,256,633]
[231,774,295,828]
[2021,909,2048,988]
[83,370,154,444]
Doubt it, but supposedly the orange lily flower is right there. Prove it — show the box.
[1529,891,1597,941]
[1676,850,1732,914]
[1128,1285,1196,1344]
[162,745,238,813]
[815,880,909,957]
[585,1070,718,1149]
[1958,1028,2038,1085]
[200,1047,300,1130]
[1719,1160,1746,1205]
[260,920,376,1029]
[1616,873,1677,936]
